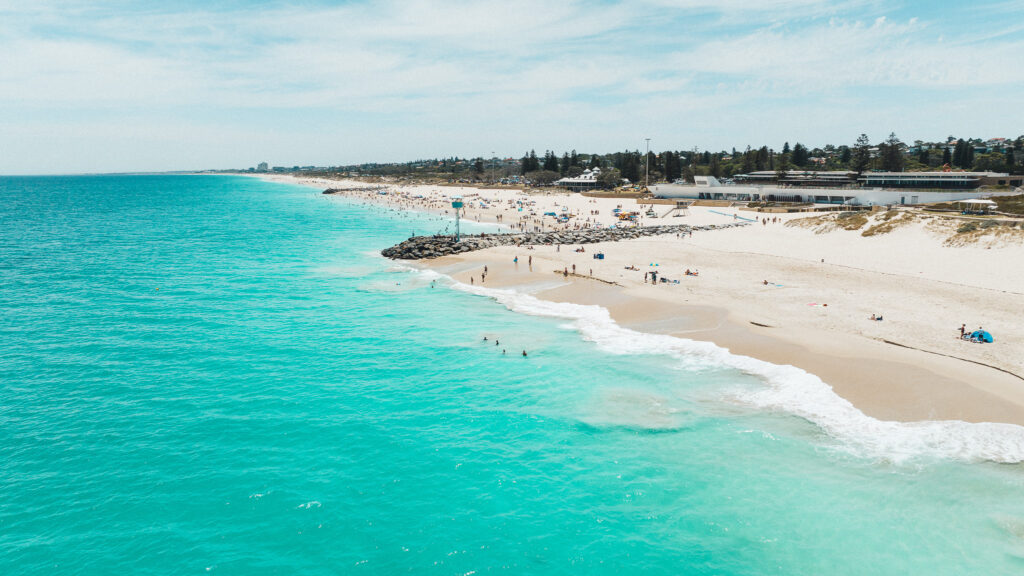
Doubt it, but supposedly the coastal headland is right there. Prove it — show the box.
[269,174,1024,427]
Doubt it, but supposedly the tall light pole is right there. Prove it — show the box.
[644,138,651,190]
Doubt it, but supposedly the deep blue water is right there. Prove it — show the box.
[2,175,1023,575]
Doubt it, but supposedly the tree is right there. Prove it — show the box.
[663,151,681,182]
[1007,147,1017,173]
[644,151,658,185]
[791,143,809,167]
[952,140,971,168]
[526,170,560,186]
[542,150,559,172]
[942,147,952,166]
[974,152,1007,172]
[741,146,755,174]
[852,134,871,175]
[569,149,580,167]
[918,147,929,165]
[775,153,790,182]
[620,151,641,183]
[709,154,723,179]
[560,152,570,175]
[598,168,622,189]
[521,150,540,174]
[756,146,769,170]
[839,146,852,165]
[473,157,484,176]
[879,132,904,172]
[588,155,601,169]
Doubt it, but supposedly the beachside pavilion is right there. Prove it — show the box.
[554,168,603,192]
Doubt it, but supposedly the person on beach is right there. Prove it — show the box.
[644,272,648,283]
[514,256,518,263]
[471,277,474,285]
[960,324,966,338]
[572,264,576,274]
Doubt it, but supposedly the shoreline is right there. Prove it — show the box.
[426,252,1024,428]
[257,173,1024,429]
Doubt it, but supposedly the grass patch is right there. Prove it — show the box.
[862,212,914,237]
[993,194,1024,215]
[835,211,869,230]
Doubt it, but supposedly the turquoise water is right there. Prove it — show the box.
[2,175,1023,575]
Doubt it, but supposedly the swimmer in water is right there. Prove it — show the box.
[522,350,527,357]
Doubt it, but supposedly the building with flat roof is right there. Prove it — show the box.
[858,171,1017,189]
[735,170,857,187]
[733,170,1020,190]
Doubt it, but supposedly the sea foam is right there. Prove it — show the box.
[444,278,1024,464]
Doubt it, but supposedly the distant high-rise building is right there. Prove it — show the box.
[257,162,268,172]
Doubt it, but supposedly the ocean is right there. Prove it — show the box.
[2,174,1022,575]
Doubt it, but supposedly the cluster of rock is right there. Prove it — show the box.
[323,186,387,194]
[381,223,747,260]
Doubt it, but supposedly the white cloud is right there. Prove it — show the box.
[0,0,1021,172]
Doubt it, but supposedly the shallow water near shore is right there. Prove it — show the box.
[2,175,1024,574]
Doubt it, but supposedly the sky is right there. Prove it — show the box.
[1,0,1022,174]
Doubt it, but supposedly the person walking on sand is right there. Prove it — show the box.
[959,323,966,338]
[572,264,576,274]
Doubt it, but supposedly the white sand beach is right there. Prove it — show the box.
[264,174,1024,426]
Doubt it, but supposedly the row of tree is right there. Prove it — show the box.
[299,134,1024,185]
[516,133,1023,188]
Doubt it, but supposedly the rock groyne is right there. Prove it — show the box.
[381,223,747,260]
[323,186,387,194]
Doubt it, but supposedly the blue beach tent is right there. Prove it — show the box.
[970,330,994,343]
